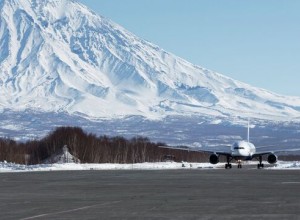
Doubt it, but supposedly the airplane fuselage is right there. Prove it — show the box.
[231,140,256,160]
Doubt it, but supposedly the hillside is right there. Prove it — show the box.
[0,0,300,122]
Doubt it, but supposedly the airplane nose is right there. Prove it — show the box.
[241,150,251,156]
[236,149,247,156]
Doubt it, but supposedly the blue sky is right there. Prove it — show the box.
[79,0,300,96]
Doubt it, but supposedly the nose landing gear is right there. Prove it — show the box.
[237,160,242,169]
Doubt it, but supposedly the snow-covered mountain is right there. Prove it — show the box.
[1,0,300,122]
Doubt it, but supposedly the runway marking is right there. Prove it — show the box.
[281,182,300,184]
[19,201,121,220]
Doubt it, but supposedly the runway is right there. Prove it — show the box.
[1,169,300,220]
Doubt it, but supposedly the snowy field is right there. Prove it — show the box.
[0,161,300,173]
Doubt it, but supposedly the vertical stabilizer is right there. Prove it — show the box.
[247,118,250,143]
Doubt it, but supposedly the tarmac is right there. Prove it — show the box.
[1,168,300,220]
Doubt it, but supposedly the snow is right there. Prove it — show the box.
[0,0,300,122]
[1,161,300,173]
[268,161,300,170]
[1,0,300,151]
[0,161,216,173]
[43,145,80,164]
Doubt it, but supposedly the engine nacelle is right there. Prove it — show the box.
[267,154,278,164]
[209,154,219,164]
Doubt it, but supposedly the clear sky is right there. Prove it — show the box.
[78,0,300,96]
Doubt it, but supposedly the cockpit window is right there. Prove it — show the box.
[234,147,245,150]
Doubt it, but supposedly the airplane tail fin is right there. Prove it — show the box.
[247,118,250,143]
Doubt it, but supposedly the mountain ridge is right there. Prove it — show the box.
[1,0,300,122]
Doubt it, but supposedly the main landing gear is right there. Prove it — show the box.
[225,156,233,169]
[225,163,232,169]
[257,156,264,169]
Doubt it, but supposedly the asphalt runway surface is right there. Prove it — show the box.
[1,168,300,220]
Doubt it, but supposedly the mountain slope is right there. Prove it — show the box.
[1,0,300,121]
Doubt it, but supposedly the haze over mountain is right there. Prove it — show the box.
[1,0,300,123]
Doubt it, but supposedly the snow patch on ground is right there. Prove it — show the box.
[269,161,300,170]
[1,161,300,173]
[0,161,216,173]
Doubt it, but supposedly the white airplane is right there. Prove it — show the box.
[202,120,278,169]
[160,120,300,169]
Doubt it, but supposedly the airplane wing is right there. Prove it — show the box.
[253,148,300,157]
[194,149,232,157]
[252,151,274,157]
[159,145,232,156]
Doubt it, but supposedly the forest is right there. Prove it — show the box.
[0,127,208,165]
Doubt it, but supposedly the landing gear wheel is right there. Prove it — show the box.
[257,163,264,169]
[257,156,264,169]
[225,164,232,169]
[237,164,242,169]
[225,156,233,169]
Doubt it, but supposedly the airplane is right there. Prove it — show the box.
[196,120,300,169]
[160,119,300,169]
[198,120,281,169]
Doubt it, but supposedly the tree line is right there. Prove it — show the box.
[0,127,208,165]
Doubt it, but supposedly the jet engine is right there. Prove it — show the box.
[267,154,277,164]
[209,154,219,164]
